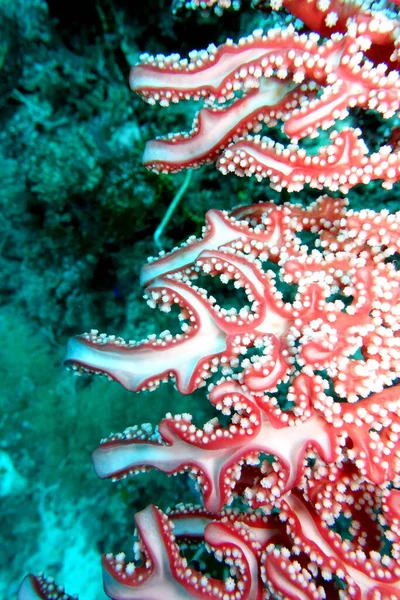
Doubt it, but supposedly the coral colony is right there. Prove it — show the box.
[18,0,400,599]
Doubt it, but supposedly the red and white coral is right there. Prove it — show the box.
[130,3,400,192]
[18,2,400,599]
[66,197,400,407]
[99,476,400,599]
[62,197,400,598]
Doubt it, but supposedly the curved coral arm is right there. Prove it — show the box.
[275,491,400,598]
[92,381,337,511]
[102,504,262,600]
[65,274,229,395]
[18,574,77,600]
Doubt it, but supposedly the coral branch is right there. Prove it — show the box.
[130,8,400,192]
